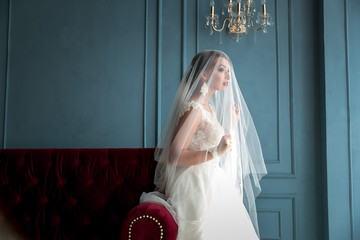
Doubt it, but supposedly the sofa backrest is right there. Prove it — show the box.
[0,148,157,239]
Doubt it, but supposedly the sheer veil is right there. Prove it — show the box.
[141,50,267,236]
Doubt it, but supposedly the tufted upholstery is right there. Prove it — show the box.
[0,148,177,240]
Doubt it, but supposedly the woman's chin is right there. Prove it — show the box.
[213,86,226,92]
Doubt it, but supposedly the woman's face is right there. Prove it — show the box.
[207,57,230,92]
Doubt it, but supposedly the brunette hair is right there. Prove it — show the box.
[185,50,227,88]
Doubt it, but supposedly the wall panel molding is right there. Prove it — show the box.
[181,0,187,74]
[181,0,198,73]
[344,0,354,237]
[143,0,157,148]
[196,0,199,53]
[156,0,163,141]
[323,0,355,238]
[265,0,295,178]
[257,194,297,240]
[0,0,11,149]
[143,0,149,147]
[6,1,148,148]
[258,210,281,240]
[347,0,360,238]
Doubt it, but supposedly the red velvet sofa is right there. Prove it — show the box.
[0,148,178,240]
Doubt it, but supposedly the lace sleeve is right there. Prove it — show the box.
[177,101,202,125]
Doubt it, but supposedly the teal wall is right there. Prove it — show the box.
[0,0,358,239]
[0,0,155,148]
[323,0,360,239]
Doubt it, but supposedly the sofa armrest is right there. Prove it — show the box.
[121,202,178,240]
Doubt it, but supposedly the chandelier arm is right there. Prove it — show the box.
[211,18,232,32]
[246,17,266,31]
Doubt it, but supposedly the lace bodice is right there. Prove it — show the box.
[178,101,224,151]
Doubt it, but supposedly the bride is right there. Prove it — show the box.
[141,50,267,239]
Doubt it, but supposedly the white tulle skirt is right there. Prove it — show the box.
[141,160,259,240]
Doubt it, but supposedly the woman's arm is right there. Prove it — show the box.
[170,107,232,166]
[170,107,206,166]
[175,149,213,166]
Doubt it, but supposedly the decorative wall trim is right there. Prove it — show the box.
[143,0,149,148]
[288,0,296,178]
[344,0,354,237]
[2,0,12,149]
[275,0,280,164]
[264,0,296,178]
[156,0,163,141]
[264,174,296,179]
[265,0,282,165]
[258,193,297,240]
[257,209,281,240]
[181,0,187,75]
[323,0,355,238]
[196,0,199,53]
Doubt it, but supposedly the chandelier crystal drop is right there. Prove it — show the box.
[206,0,274,43]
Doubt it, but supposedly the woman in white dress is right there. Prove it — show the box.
[141,50,267,240]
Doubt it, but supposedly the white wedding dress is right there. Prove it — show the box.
[163,101,259,240]
[142,51,266,239]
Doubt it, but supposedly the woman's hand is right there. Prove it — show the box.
[217,135,233,156]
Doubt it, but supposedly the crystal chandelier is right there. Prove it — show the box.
[206,0,274,42]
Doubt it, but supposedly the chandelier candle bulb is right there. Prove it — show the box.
[237,2,241,15]
[262,4,266,15]
[246,0,251,15]
[228,0,233,17]
[211,6,214,17]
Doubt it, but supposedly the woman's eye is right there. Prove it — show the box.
[218,68,225,72]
